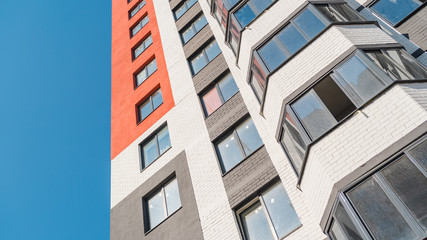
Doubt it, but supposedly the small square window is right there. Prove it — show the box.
[137,88,163,123]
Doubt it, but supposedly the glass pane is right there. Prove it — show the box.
[164,179,181,215]
[152,90,163,110]
[218,74,238,102]
[217,132,244,172]
[258,39,287,71]
[235,3,256,27]
[277,24,308,55]
[235,118,263,156]
[347,177,417,240]
[372,0,420,25]
[241,203,275,240]
[147,59,157,76]
[187,0,198,8]
[148,190,166,229]
[136,69,148,86]
[191,52,207,74]
[385,49,427,79]
[292,90,337,140]
[139,100,153,121]
[174,4,187,19]
[157,126,171,155]
[132,16,148,37]
[145,35,153,48]
[335,203,363,240]
[181,27,195,43]
[329,220,347,240]
[281,112,307,173]
[194,15,208,32]
[130,1,145,18]
[408,139,427,170]
[336,55,385,102]
[252,0,274,13]
[262,183,300,238]
[202,87,222,115]
[293,9,326,39]
[381,155,427,229]
[134,42,145,59]
[205,42,221,61]
[251,74,264,101]
[317,4,362,22]
[143,137,158,167]
[366,51,412,80]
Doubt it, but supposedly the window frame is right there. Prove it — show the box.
[132,34,153,60]
[130,14,149,38]
[235,181,302,240]
[200,72,239,117]
[214,116,264,174]
[189,40,222,75]
[129,0,146,19]
[139,123,172,171]
[173,0,198,21]
[134,58,158,88]
[179,14,208,44]
[137,88,163,124]
[368,0,426,26]
[325,135,427,240]
[143,176,182,233]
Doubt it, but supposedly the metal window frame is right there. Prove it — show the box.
[130,0,146,19]
[139,123,171,172]
[180,14,208,44]
[131,15,149,38]
[133,34,153,60]
[368,0,425,27]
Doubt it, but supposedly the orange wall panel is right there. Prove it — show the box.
[111,0,174,159]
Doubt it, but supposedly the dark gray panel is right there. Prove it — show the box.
[222,146,278,208]
[193,54,229,93]
[184,26,214,59]
[111,151,203,240]
[396,5,427,51]
[206,92,249,141]
[169,0,183,11]
[175,3,202,31]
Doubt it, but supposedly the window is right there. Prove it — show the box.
[215,118,263,173]
[131,15,149,37]
[200,73,239,116]
[137,88,163,123]
[180,15,208,44]
[130,0,146,19]
[140,124,171,169]
[133,35,153,60]
[234,0,276,28]
[189,41,221,75]
[327,137,427,240]
[249,3,361,102]
[173,0,198,20]
[370,0,425,25]
[238,182,301,240]
[279,49,427,175]
[144,178,182,231]
[135,58,157,87]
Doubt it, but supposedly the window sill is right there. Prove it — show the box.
[144,206,182,235]
[221,144,265,177]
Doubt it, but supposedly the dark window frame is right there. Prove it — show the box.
[134,57,158,89]
[137,88,163,124]
[130,14,149,38]
[188,40,222,76]
[138,123,172,171]
[179,14,209,44]
[173,0,198,21]
[325,135,427,240]
[132,33,153,60]
[368,0,426,27]
[129,0,146,19]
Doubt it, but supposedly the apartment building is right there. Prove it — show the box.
[111,0,427,239]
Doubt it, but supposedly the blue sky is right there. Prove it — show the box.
[0,1,111,239]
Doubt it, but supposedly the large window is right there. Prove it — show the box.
[137,88,163,123]
[249,3,362,102]
[370,0,425,25]
[144,178,182,231]
[140,124,171,169]
[130,0,146,19]
[173,0,198,20]
[189,41,221,75]
[238,182,301,240]
[327,137,427,240]
[279,49,427,175]
[135,58,157,87]
[215,118,263,173]
[200,73,239,116]
[131,15,149,37]
[180,14,208,44]
[133,35,153,60]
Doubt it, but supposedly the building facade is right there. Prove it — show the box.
[111,0,427,239]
